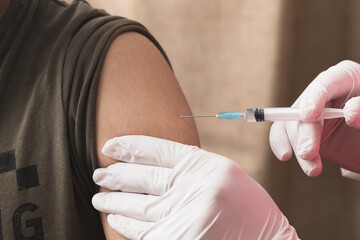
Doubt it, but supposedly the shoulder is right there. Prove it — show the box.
[95,31,200,239]
[96,31,200,165]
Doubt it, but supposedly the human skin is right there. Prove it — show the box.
[95,32,200,239]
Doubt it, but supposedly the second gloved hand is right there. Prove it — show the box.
[92,135,298,240]
[270,60,360,177]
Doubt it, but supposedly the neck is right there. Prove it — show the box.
[0,0,11,20]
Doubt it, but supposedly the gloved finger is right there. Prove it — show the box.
[269,122,293,161]
[344,96,360,129]
[102,135,197,168]
[107,214,152,240]
[92,192,170,222]
[295,149,323,177]
[299,60,360,122]
[93,162,171,195]
[296,121,323,161]
[286,121,323,176]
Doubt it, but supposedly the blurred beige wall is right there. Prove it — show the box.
[84,0,360,239]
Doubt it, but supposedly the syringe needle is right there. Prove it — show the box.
[179,115,217,118]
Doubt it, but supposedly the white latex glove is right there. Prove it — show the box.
[270,60,360,177]
[92,135,299,240]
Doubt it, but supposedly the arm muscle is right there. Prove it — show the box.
[95,32,199,239]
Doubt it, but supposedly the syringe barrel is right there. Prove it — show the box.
[246,107,344,122]
[263,108,301,121]
[246,108,302,122]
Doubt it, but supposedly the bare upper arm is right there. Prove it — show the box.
[95,32,199,239]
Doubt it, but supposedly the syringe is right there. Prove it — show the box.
[179,108,344,122]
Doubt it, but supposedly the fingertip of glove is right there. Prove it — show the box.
[344,97,360,129]
[280,151,292,161]
[92,192,109,212]
[91,193,102,210]
[102,138,117,156]
[107,213,115,222]
[298,155,322,177]
[92,169,104,184]
[102,137,128,160]
[270,142,292,161]
[305,165,322,177]
[269,123,293,161]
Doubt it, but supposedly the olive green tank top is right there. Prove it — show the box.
[0,0,169,239]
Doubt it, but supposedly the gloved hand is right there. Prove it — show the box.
[92,135,299,240]
[269,60,360,177]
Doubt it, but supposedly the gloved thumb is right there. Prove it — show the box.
[344,96,360,129]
